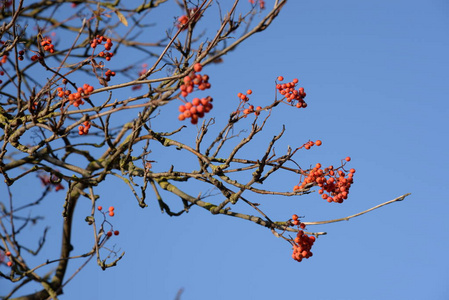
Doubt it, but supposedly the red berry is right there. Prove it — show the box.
[193,63,202,72]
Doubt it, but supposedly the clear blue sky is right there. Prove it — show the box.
[3,1,448,299]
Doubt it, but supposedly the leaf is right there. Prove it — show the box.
[115,10,128,26]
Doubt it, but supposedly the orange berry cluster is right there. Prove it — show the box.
[108,206,115,217]
[177,15,189,29]
[292,230,315,262]
[176,7,200,30]
[0,55,5,83]
[78,121,91,135]
[104,69,116,82]
[91,35,114,61]
[180,63,211,97]
[98,205,116,217]
[31,54,41,61]
[178,96,213,124]
[276,76,307,108]
[58,84,94,107]
[0,53,8,82]
[291,214,306,229]
[293,158,355,203]
[41,37,55,53]
[2,250,13,267]
[235,90,262,116]
[303,139,322,150]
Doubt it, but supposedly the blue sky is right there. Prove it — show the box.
[2,0,449,299]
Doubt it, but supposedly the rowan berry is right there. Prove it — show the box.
[5,251,11,257]
[315,140,322,146]
[277,76,284,81]
[7,261,12,267]
[114,230,120,236]
[97,206,103,211]
[292,214,299,221]
[193,63,202,72]
[345,156,351,162]
[106,231,113,237]
[109,211,115,217]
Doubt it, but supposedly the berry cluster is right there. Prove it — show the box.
[235,90,262,116]
[291,214,306,229]
[303,139,322,150]
[97,205,116,217]
[276,76,307,108]
[106,230,120,237]
[249,0,265,9]
[0,55,6,83]
[91,35,114,61]
[104,69,116,82]
[31,54,41,62]
[78,121,91,135]
[38,173,64,191]
[176,8,200,30]
[41,37,55,53]
[293,157,355,203]
[18,50,25,61]
[292,230,315,262]
[178,96,213,124]
[179,63,211,97]
[58,83,94,107]
[3,250,12,267]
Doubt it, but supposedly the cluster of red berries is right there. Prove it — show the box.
[291,214,306,229]
[98,205,115,217]
[31,54,41,61]
[106,230,120,237]
[178,96,213,124]
[91,35,114,61]
[235,90,262,116]
[176,8,200,30]
[249,0,265,9]
[38,173,64,191]
[58,84,94,107]
[3,250,13,267]
[180,63,211,97]
[290,214,315,262]
[78,121,91,135]
[292,230,315,262]
[0,55,5,83]
[303,139,322,150]
[41,37,55,53]
[293,157,355,203]
[104,69,116,82]
[276,76,307,108]
[0,53,8,77]
[18,50,25,61]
